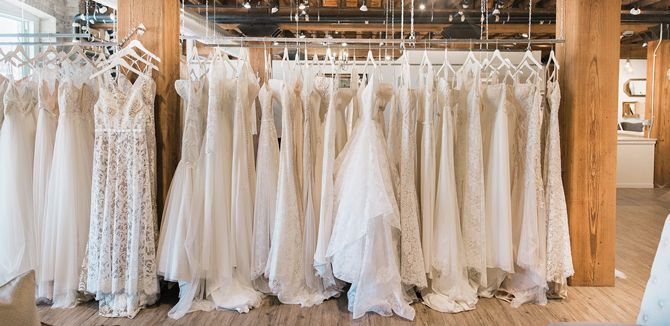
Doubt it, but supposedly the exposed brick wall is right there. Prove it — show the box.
[22,0,81,32]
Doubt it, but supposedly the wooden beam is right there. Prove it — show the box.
[556,0,618,286]
[118,0,181,224]
[645,41,670,187]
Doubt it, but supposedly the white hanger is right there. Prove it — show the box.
[90,55,146,80]
[105,45,158,71]
[547,49,560,70]
[516,48,542,72]
[116,39,161,62]
[436,47,456,78]
[462,49,482,69]
[63,44,95,67]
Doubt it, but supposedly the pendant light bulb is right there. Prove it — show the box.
[642,42,648,48]
[449,14,453,22]
[630,6,641,15]
[360,2,368,11]
[625,59,634,73]
[243,1,251,9]
[271,6,279,13]
[460,14,466,22]
[419,3,426,10]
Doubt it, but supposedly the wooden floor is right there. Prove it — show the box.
[38,188,670,326]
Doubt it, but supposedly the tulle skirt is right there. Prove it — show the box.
[38,115,93,307]
[32,109,58,274]
[0,114,37,285]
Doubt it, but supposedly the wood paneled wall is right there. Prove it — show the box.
[118,0,181,225]
[556,0,618,286]
[645,41,670,188]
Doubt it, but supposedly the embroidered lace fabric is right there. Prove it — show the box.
[80,73,159,318]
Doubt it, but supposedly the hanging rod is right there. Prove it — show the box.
[180,35,564,46]
[0,41,116,47]
[0,33,92,38]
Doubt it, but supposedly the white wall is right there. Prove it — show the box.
[618,59,647,125]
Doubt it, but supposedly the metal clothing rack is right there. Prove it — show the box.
[0,41,116,47]
[180,35,565,49]
[0,33,92,39]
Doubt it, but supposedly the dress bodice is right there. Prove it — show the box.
[59,62,98,120]
[258,84,274,120]
[95,73,156,131]
[37,67,59,116]
[176,77,208,162]
[3,79,36,119]
[207,58,237,117]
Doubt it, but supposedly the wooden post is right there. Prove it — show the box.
[118,0,181,224]
[556,0,619,286]
[646,41,670,187]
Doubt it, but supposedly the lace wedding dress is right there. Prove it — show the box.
[479,81,515,296]
[327,72,414,320]
[266,67,328,306]
[396,63,426,296]
[422,77,478,313]
[543,76,574,298]
[251,81,280,293]
[80,72,159,318]
[0,78,37,286]
[38,62,98,308]
[499,77,548,307]
[32,68,59,273]
[454,66,487,292]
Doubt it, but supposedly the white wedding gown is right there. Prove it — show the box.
[266,66,328,306]
[38,62,98,308]
[251,81,280,293]
[0,78,37,286]
[327,72,414,320]
[314,76,354,292]
[81,72,159,318]
[395,62,426,296]
[479,80,515,296]
[32,67,59,274]
[422,76,478,313]
[0,75,8,128]
[197,54,262,312]
[499,76,548,307]
[543,76,574,298]
[454,66,488,291]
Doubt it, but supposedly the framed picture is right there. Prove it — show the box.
[622,101,640,119]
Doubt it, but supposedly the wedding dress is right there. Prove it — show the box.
[479,80,515,296]
[417,59,437,279]
[32,67,59,279]
[543,76,574,298]
[266,65,327,306]
[499,76,548,307]
[0,78,37,286]
[396,62,426,296]
[38,62,98,308]
[327,71,414,320]
[454,66,487,291]
[81,72,159,318]
[157,75,208,283]
[198,54,262,312]
[0,75,8,128]
[251,81,280,293]
[422,77,478,313]
[314,76,354,291]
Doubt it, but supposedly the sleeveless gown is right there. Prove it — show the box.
[0,78,37,286]
[38,62,98,308]
[80,73,159,318]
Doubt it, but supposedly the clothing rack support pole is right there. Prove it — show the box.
[118,0,181,226]
[556,0,618,286]
[645,40,670,187]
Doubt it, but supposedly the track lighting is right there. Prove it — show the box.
[419,3,426,10]
[449,14,453,22]
[243,1,251,9]
[460,0,470,9]
[299,33,306,39]
[495,15,500,22]
[273,40,279,45]
[460,14,466,22]
[492,7,500,15]
[298,2,306,10]
[642,42,648,48]
[271,5,279,13]
[98,6,108,14]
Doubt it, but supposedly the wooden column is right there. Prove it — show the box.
[645,41,670,187]
[556,0,619,286]
[118,0,181,223]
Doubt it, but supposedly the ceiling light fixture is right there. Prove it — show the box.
[360,0,368,12]
[299,33,306,38]
[271,5,279,13]
[642,41,648,48]
[630,6,641,15]
[341,42,348,47]
[492,7,500,15]
[521,32,529,38]
[460,0,470,9]
[460,14,466,22]
[449,14,453,22]
[419,3,426,10]
[273,40,279,45]
[98,6,108,14]
[243,1,251,9]
[298,2,306,10]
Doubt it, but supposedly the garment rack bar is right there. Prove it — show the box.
[180,35,565,46]
[0,33,92,38]
[0,41,116,47]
